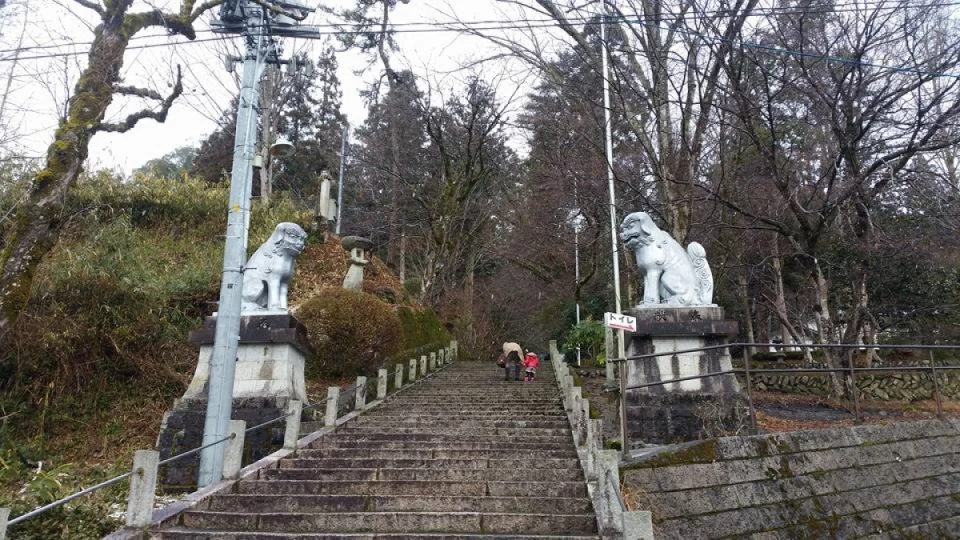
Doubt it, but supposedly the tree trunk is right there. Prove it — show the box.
[810,258,845,397]
[398,229,406,283]
[386,103,402,270]
[0,17,130,344]
[738,272,755,355]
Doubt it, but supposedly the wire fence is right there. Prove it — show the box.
[613,342,960,451]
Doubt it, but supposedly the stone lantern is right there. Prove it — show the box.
[342,236,373,290]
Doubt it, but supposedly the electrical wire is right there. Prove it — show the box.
[0,2,957,80]
[1,0,956,57]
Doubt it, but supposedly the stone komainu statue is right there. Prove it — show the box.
[620,212,714,306]
[241,222,308,312]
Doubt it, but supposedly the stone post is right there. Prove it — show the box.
[395,363,404,390]
[283,400,302,449]
[223,420,246,480]
[623,511,655,540]
[596,450,623,535]
[586,419,602,481]
[420,355,427,377]
[325,387,340,427]
[571,387,583,433]
[438,349,445,365]
[0,507,8,540]
[409,359,417,381]
[429,352,437,371]
[355,376,367,411]
[125,450,159,527]
[377,369,388,400]
[605,326,616,386]
[451,340,458,360]
[581,399,592,444]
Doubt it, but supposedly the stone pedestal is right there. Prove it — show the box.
[182,314,310,403]
[623,306,751,445]
[156,314,312,490]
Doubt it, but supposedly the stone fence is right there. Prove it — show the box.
[736,363,960,401]
[548,340,654,540]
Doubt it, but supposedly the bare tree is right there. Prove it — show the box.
[0,0,222,345]
[712,1,960,393]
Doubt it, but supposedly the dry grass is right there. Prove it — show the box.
[752,391,959,432]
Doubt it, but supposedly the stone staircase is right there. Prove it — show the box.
[156,359,600,539]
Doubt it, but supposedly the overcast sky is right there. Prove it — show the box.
[0,0,559,174]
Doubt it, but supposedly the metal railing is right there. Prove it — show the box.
[2,340,458,537]
[612,342,960,451]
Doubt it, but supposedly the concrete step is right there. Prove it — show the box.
[258,467,582,483]
[307,440,575,452]
[199,494,594,514]
[306,433,573,446]
[157,359,596,538]
[354,419,570,429]
[295,448,577,460]
[234,480,589,498]
[159,530,599,539]
[179,511,597,535]
[362,411,566,418]
[279,457,579,470]
[336,426,571,437]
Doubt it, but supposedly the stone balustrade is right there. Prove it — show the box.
[549,340,654,540]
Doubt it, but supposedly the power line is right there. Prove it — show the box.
[0,4,957,80]
[1,0,956,59]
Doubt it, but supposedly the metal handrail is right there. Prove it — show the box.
[606,467,627,512]
[243,396,331,433]
[614,341,960,452]
[610,342,960,363]
[8,470,137,527]
[157,434,236,467]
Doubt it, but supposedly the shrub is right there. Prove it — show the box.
[297,289,403,378]
[563,318,605,364]
[396,306,450,351]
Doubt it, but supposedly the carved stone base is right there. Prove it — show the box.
[156,314,313,490]
[183,314,311,403]
[155,398,288,491]
[624,392,751,446]
[623,306,752,445]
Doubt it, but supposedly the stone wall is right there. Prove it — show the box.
[623,419,960,538]
[739,370,960,401]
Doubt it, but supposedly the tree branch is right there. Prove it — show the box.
[113,85,163,100]
[96,66,183,133]
[73,0,105,16]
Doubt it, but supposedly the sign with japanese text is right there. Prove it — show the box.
[604,312,637,332]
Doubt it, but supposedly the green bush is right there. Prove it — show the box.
[563,318,605,364]
[396,306,450,351]
[297,289,404,378]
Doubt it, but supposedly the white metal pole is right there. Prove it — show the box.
[574,181,582,367]
[335,123,348,234]
[601,4,626,360]
[198,7,267,488]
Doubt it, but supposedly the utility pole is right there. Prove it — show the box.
[573,180,582,367]
[600,4,626,361]
[201,0,315,488]
[336,122,348,234]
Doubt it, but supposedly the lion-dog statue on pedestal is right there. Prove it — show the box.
[241,222,308,312]
[620,212,714,305]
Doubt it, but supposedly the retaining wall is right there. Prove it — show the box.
[623,418,960,538]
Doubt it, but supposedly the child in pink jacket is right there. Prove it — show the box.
[523,350,540,382]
